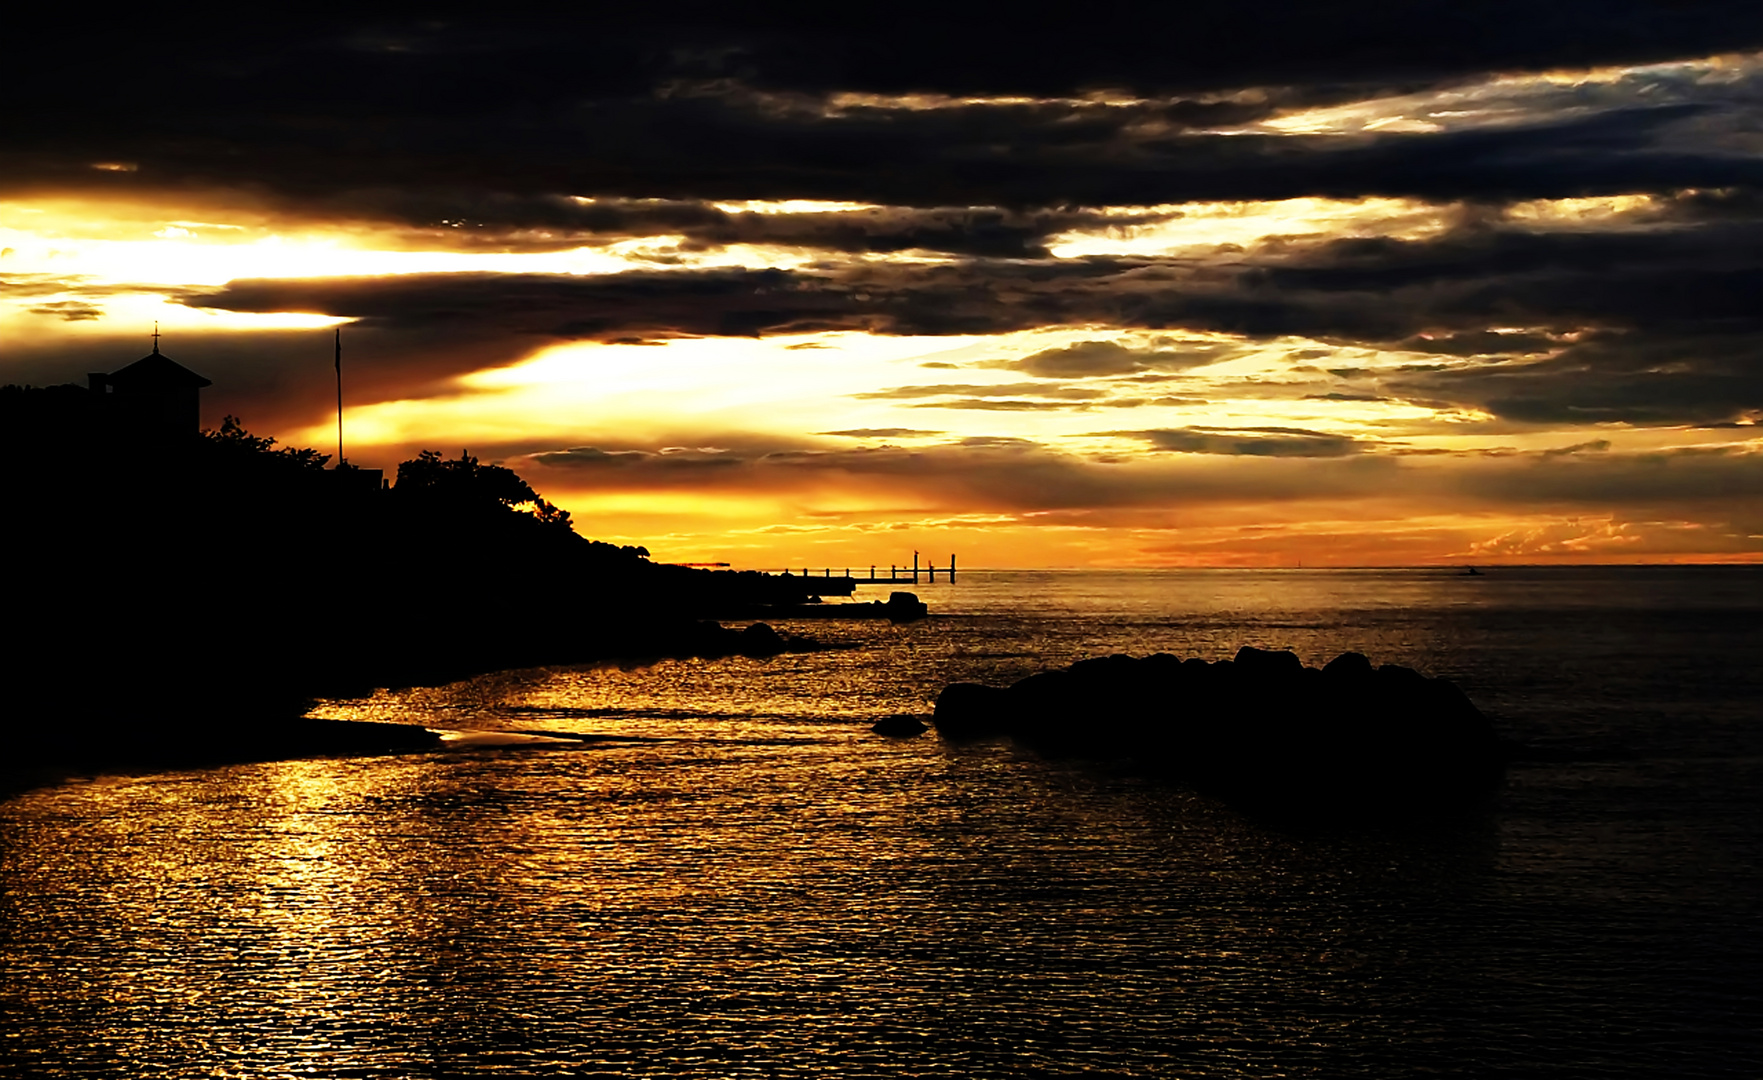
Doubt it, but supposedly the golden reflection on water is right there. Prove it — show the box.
[4,735,1484,1076]
[4,568,1758,1076]
[311,569,1494,741]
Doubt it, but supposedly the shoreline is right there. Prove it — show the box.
[1,617,832,797]
[0,717,444,800]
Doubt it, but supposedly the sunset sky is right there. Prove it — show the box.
[5,7,1762,567]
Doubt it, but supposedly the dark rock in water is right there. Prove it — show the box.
[1323,651,1374,679]
[738,621,787,656]
[661,621,820,660]
[871,714,928,737]
[885,591,929,623]
[933,682,1014,739]
[932,649,1504,813]
[1233,644,1305,678]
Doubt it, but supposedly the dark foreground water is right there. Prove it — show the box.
[4,567,1760,1077]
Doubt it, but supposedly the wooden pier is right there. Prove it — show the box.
[773,553,956,597]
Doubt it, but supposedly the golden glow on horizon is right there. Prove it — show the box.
[525,491,1758,569]
[292,327,1477,454]
[284,323,1763,470]
[293,331,1019,449]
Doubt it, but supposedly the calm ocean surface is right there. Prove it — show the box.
[4,567,1760,1077]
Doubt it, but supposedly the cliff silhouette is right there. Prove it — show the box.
[0,351,832,765]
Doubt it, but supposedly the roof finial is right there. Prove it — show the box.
[151,321,161,354]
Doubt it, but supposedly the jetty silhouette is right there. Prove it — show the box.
[0,338,935,766]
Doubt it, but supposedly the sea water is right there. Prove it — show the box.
[2,567,1759,1077]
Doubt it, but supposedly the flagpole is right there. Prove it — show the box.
[335,326,344,466]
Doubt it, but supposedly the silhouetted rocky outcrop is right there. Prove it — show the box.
[714,589,931,622]
[677,621,820,659]
[871,714,928,737]
[933,646,1504,814]
[884,591,929,623]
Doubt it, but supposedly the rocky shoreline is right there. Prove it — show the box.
[7,620,823,777]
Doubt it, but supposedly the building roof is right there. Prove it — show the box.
[107,349,213,391]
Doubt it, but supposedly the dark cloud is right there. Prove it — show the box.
[1004,341,1144,378]
[1394,330,1563,357]
[197,214,1748,361]
[511,429,1763,529]
[529,447,652,467]
[682,206,1169,260]
[0,323,526,440]
[1387,331,1763,427]
[717,437,1398,511]
[998,339,1236,378]
[1111,426,1366,457]
[179,202,1763,429]
[909,399,1095,412]
[20,8,1763,112]
[854,383,1108,402]
[188,269,871,341]
[173,258,1201,353]
[509,430,1387,511]
[1541,439,1613,457]
[693,5,1763,100]
[1253,217,1763,302]
[532,445,742,470]
[3,275,153,301]
[1659,186,1763,222]
[293,197,1165,259]
[1451,445,1763,506]
[818,428,942,438]
[26,301,103,321]
[15,94,1763,225]
[952,436,1042,449]
[7,9,1763,236]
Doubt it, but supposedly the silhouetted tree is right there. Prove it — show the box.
[202,415,330,473]
[394,449,575,533]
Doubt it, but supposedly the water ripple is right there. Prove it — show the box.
[4,569,1760,1076]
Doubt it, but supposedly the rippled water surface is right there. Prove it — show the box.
[4,568,1761,1077]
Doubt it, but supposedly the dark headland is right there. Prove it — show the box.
[0,347,898,771]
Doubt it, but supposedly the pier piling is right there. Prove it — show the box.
[758,554,956,590]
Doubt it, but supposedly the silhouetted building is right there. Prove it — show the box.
[88,344,211,445]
